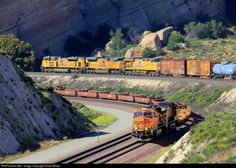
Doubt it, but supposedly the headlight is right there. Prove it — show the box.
[135,127,138,130]
[145,127,148,130]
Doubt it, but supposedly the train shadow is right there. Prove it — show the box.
[151,112,205,147]
[79,131,111,138]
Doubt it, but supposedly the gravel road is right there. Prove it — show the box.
[11,98,134,164]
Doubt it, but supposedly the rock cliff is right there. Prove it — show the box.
[0,54,91,156]
[0,0,225,56]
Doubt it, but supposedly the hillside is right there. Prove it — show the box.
[165,34,236,62]
[0,54,92,156]
[0,0,225,56]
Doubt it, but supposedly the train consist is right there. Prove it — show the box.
[41,56,236,79]
[53,88,165,105]
[131,102,192,141]
[54,88,192,141]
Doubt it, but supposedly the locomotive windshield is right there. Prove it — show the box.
[144,112,153,118]
[133,112,142,118]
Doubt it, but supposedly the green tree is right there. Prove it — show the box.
[0,34,36,71]
[168,31,184,44]
[184,20,225,39]
[166,31,184,51]
[142,48,163,58]
[109,28,127,57]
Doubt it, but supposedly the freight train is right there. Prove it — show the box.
[53,88,192,141]
[131,102,192,141]
[54,89,165,105]
[41,56,236,79]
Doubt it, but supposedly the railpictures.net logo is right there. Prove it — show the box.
[0,165,60,168]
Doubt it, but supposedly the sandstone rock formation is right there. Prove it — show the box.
[139,32,162,50]
[105,41,113,52]
[0,0,225,56]
[125,47,144,58]
[0,54,91,156]
[157,27,174,46]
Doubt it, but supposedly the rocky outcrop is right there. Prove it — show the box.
[139,27,174,50]
[157,27,174,46]
[0,54,91,156]
[139,32,162,50]
[125,47,144,58]
[0,0,225,56]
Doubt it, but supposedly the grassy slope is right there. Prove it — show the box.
[183,101,236,163]
[165,35,236,62]
[71,102,117,129]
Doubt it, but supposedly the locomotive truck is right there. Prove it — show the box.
[131,101,192,141]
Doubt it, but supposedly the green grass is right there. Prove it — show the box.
[92,114,117,129]
[71,102,117,129]
[88,86,164,97]
[166,84,227,108]
[183,102,236,163]
[167,35,236,62]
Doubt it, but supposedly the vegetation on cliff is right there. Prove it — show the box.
[0,34,36,71]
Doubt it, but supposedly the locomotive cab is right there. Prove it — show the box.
[131,106,159,141]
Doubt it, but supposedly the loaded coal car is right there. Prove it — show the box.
[213,61,236,79]
[131,102,192,141]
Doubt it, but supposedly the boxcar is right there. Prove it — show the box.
[160,59,186,77]
[187,59,220,77]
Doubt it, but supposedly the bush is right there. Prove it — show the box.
[184,20,225,39]
[0,34,36,71]
[168,31,185,44]
[167,43,180,51]
[142,48,163,58]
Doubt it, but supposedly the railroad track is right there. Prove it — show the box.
[26,72,236,87]
[57,133,146,164]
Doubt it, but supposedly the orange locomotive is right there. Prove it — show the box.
[131,102,192,141]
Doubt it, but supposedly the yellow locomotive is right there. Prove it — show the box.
[41,56,161,75]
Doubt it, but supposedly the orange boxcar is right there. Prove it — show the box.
[54,89,77,97]
[134,95,151,104]
[160,59,186,76]
[117,93,134,102]
[98,92,117,100]
[187,59,220,77]
[77,90,98,98]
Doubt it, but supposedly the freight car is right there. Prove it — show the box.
[131,102,192,141]
[213,62,236,79]
[160,59,186,77]
[54,89,77,97]
[187,59,220,77]
[41,56,235,80]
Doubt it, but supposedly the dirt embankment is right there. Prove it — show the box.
[0,55,92,157]
[31,75,236,115]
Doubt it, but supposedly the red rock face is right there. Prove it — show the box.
[0,0,225,56]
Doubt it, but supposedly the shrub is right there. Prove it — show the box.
[184,20,225,39]
[0,34,36,71]
[167,43,180,51]
[168,31,185,44]
[142,48,163,58]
